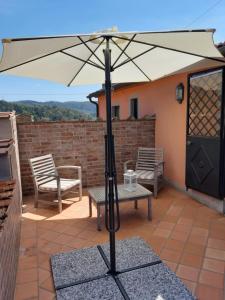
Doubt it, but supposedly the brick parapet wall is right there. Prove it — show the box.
[17,119,155,195]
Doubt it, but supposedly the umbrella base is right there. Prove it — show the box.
[51,237,194,300]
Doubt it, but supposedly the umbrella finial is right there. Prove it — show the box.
[2,39,12,43]
[110,26,118,32]
[94,26,119,34]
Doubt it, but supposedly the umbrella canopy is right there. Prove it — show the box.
[0,29,224,85]
[0,28,224,275]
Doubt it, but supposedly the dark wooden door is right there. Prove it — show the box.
[186,69,224,199]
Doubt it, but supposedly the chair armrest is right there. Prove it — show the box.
[56,166,82,180]
[153,161,165,179]
[33,173,58,178]
[155,161,165,167]
[124,160,135,172]
[56,165,81,170]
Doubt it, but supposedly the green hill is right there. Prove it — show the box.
[0,100,94,121]
[16,100,96,114]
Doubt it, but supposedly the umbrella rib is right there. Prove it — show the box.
[113,45,156,69]
[111,39,152,81]
[115,35,225,64]
[0,36,101,73]
[112,42,155,79]
[60,50,105,70]
[78,36,105,67]
[111,34,136,68]
[67,37,105,87]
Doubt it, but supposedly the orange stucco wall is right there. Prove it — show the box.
[98,73,188,188]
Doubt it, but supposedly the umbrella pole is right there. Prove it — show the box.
[104,37,118,275]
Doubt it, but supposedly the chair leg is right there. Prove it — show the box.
[34,190,39,208]
[58,190,62,213]
[79,183,82,201]
[154,179,158,198]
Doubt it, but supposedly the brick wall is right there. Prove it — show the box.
[0,185,21,300]
[17,119,155,195]
[0,114,22,300]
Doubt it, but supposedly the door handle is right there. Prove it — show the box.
[187,140,192,146]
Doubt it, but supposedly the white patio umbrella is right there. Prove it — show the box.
[0,28,224,274]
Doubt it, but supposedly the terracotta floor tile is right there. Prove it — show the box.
[191,227,209,237]
[148,236,166,254]
[63,226,83,237]
[162,214,180,223]
[176,264,199,281]
[158,221,175,230]
[211,222,225,232]
[193,219,211,229]
[39,258,51,271]
[188,233,208,246]
[182,279,196,295]
[77,229,98,240]
[180,208,197,219]
[20,237,37,249]
[209,228,225,241]
[18,255,38,270]
[66,237,92,249]
[39,288,55,300]
[199,270,224,289]
[165,239,185,252]
[38,230,60,242]
[15,190,225,300]
[14,281,38,300]
[166,205,183,217]
[180,252,203,269]
[206,247,225,261]
[39,275,54,292]
[16,268,38,284]
[20,228,37,239]
[170,230,189,242]
[177,217,194,226]
[160,248,182,263]
[37,238,49,249]
[54,233,74,245]
[207,238,225,250]
[41,242,64,255]
[37,227,47,237]
[162,260,177,272]
[49,223,71,234]
[38,268,51,285]
[153,228,171,238]
[38,251,50,265]
[203,258,225,274]
[196,284,224,300]
[184,242,205,256]
[37,221,56,230]
[173,223,192,233]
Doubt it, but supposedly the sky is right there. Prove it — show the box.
[0,0,224,102]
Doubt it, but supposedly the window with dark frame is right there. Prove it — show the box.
[130,98,138,119]
[112,105,120,119]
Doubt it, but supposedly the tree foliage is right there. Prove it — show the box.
[0,100,93,121]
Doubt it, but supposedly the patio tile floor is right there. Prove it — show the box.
[14,186,225,300]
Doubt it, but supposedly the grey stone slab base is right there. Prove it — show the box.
[51,237,195,300]
[119,263,194,300]
[51,246,108,289]
[56,276,124,300]
[100,237,160,271]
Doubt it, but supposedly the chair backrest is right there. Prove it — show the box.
[29,154,56,187]
[136,147,164,171]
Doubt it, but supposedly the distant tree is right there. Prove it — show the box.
[0,100,93,121]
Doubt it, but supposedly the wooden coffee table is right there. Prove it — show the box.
[88,184,152,230]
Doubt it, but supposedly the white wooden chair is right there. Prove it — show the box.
[124,147,164,198]
[29,154,82,212]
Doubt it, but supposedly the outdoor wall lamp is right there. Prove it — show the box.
[176,83,184,104]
